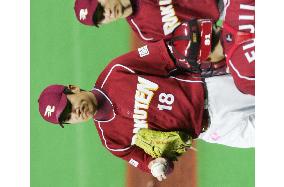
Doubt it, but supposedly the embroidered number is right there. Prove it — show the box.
[157,93,174,111]
[204,34,211,46]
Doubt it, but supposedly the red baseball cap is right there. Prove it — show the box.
[74,0,99,26]
[38,85,68,127]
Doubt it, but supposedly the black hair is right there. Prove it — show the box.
[92,3,105,27]
[63,87,74,95]
[211,26,222,52]
[58,87,75,124]
[58,98,72,125]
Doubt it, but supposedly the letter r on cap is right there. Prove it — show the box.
[44,105,55,117]
[80,9,88,20]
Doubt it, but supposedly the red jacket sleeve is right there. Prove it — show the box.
[111,145,154,173]
[108,40,176,77]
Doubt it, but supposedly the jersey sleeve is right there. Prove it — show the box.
[228,41,255,95]
[111,145,154,173]
[222,0,255,95]
[110,40,177,77]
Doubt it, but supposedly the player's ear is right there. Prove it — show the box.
[67,85,81,93]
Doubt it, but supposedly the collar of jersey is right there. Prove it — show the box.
[92,88,116,122]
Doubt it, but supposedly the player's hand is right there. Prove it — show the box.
[148,157,173,181]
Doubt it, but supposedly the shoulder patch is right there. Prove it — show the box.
[138,45,149,57]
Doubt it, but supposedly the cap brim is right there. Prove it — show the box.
[74,0,99,26]
[55,93,68,126]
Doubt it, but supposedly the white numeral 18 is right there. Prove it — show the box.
[157,93,174,111]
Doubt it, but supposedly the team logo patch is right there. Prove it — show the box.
[138,45,149,57]
[79,9,88,20]
[129,158,139,167]
[44,105,55,117]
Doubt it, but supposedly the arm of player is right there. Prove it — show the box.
[112,145,174,177]
[111,40,177,77]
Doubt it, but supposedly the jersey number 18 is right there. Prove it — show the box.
[157,93,175,111]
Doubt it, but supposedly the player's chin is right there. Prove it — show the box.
[80,110,92,121]
[85,112,93,120]
[101,19,117,25]
[120,6,132,18]
[77,115,91,123]
[88,102,97,116]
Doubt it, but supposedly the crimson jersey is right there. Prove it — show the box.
[92,40,205,173]
[127,0,220,42]
[220,0,255,95]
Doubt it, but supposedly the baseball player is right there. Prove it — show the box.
[74,0,255,95]
[218,0,255,95]
[38,40,255,181]
[167,17,255,95]
[74,0,220,42]
[166,0,255,95]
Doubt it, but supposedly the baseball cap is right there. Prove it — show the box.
[38,85,68,128]
[74,0,99,26]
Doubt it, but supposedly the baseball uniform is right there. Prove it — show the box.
[127,0,220,42]
[90,41,255,173]
[219,0,255,95]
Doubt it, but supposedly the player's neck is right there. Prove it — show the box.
[208,27,224,63]
[129,0,138,16]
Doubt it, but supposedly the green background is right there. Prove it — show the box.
[31,0,254,186]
